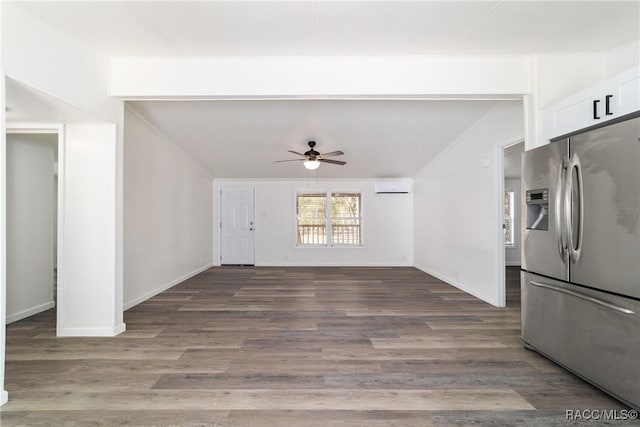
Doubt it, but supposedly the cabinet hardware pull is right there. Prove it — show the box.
[605,94,613,115]
[593,99,601,119]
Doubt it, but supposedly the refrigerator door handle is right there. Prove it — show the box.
[565,155,574,263]
[555,160,567,261]
[529,281,635,315]
[566,153,585,263]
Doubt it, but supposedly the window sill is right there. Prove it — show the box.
[295,244,364,249]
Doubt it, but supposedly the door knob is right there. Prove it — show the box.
[249,228,254,231]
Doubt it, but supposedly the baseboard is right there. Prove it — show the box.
[414,264,501,307]
[123,263,213,311]
[113,323,126,336]
[0,390,7,406]
[6,301,55,324]
[58,323,126,337]
[505,261,521,267]
[256,261,413,267]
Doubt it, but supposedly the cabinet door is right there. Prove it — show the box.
[607,66,640,118]
[544,82,606,140]
[542,66,640,142]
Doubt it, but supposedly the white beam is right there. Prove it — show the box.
[111,56,532,99]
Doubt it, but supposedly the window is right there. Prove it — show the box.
[296,191,362,246]
[504,190,515,247]
[296,193,327,245]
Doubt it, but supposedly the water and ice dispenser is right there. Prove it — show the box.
[526,188,549,230]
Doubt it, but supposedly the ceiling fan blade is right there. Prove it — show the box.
[287,150,307,157]
[319,150,344,157]
[318,158,347,165]
[274,158,305,163]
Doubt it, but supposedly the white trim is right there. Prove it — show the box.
[6,123,62,133]
[506,262,522,267]
[55,127,66,337]
[414,264,500,307]
[58,324,126,337]
[215,177,414,182]
[257,261,412,267]
[113,323,126,336]
[6,301,55,324]
[494,136,525,308]
[124,263,213,310]
[1,70,7,408]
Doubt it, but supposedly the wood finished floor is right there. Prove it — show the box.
[1,266,631,426]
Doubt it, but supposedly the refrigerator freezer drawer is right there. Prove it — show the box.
[521,271,640,409]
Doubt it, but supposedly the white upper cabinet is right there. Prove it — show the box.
[543,65,640,141]
[608,66,640,118]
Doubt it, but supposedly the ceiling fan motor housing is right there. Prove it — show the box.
[305,141,320,157]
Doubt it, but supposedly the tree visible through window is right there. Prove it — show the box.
[296,193,327,245]
[296,192,362,246]
[504,190,515,247]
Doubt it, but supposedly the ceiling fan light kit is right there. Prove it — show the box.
[304,160,320,170]
[275,140,347,170]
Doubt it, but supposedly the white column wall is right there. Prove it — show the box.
[413,102,524,306]
[58,124,123,336]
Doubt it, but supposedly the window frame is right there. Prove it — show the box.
[504,189,516,248]
[295,189,364,249]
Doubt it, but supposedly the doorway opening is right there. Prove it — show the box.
[494,137,524,308]
[5,125,64,330]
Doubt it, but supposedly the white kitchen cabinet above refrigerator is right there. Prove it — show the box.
[543,65,640,141]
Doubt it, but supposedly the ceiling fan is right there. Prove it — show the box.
[275,141,346,170]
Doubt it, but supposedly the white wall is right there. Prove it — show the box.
[1,3,120,122]
[6,134,56,323]
[58,124,123,336]
[504,178,521,267]
[124,108,213,310]
[413,101,524,306]
[605,40,640,79]
[213,180,413,267]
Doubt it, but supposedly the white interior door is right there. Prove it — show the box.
[220,186,255,265]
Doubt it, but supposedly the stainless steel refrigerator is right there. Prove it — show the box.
[521,113,640,409]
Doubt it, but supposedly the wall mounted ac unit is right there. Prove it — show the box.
[374,181,412,194]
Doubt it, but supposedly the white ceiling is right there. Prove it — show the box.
[7,1,639,179]
[127,99,502,178]
[12,1,639,56]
